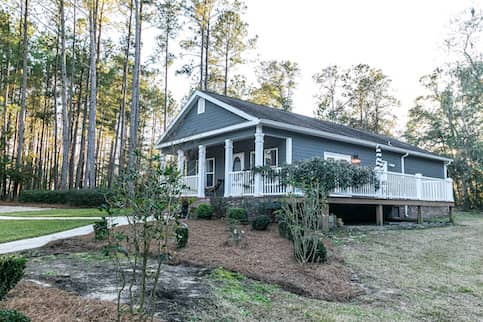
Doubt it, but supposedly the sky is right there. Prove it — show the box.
[154,0,477,135]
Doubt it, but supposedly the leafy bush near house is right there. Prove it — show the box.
[210,196,228,218]
[252,215,271,231]
[176,223,189,248]
[0,256,27,300]
[0,310,30,322]
[93,217,109,240]
[227,207,248,225]
[196,204,214,219]
[294,236,327,263]
[19,189,108,207]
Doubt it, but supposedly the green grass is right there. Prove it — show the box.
[0,219,96,243]
[0,208,105,217]
[193,211,483,321]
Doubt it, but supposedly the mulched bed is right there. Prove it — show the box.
[0,282,152,322]
[37,219,360,302]
[173,219,360,301]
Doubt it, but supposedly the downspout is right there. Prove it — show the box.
[401,153,409,218]
[444,160,453,179]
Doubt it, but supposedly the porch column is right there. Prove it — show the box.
[224,139,233,197]
[285,137,292,165]
[197,145,206,198]
[177,149,185,174]
[376,204,383,226]
[254,125,264,197]
[160,153,166,170]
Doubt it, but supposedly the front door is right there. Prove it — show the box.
[232,153,244,171]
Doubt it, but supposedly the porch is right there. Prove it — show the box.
[166,124,453,203]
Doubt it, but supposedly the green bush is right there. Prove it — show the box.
[175,223,189,248]
[227,207,248,225]
[209,196,228,218]
[252,215,271,230]
[0,256,27,300]
[19,189,108,207]
[93,217,109,241]
[196,204,213,219]
[0,310,30,322]
[294,236,327,263]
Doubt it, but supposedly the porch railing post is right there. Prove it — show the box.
[177,149,185,175]
[254,125,264,197]
[446,178,453,202]
[224,139,233,197]
[197,145,206,198]
[415,173,422,200]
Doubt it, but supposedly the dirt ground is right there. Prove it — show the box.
[0,281,146,322]
[37,218,360,302]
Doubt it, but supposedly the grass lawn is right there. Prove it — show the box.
[195,211,483,321]
[0,219,96,243]
[0,208,105,217]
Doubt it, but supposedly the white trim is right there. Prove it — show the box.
[157,91,258,146]
[401,152,409,174]
[286,137,292,165]
[224,139,233,197]
[197,97,205,114]
[205,157,215,188]
[197,91,258,122]
[232,152,245,171]
[259,119,452,162]
[324,151,351,162]
[157,120,258,148]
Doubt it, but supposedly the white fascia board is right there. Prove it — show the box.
[259,119,452,162]
[156,120,259,149]
[157,91,259,146]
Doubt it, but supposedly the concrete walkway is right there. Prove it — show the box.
[0,206,53,213]
[0,216,103,220]
[0,216,128,254]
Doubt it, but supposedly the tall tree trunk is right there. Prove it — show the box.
[127,0,142,172]
[163,29,169,130]
[14,0,29,198]
[60,0,70,190]
[1,57,10,199]
[224,44,229,95]
[85,0,98,188]
[76,71,89,188]
[69,65,84,188]
[204,18,209,90]
[118,0,133,172]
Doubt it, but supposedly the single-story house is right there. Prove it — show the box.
[156,91,454,224]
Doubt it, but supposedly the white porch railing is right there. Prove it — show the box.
[181,175,198,196]
[230,170,254,196]
[181,170,454,202]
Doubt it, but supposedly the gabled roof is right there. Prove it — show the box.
[159,90,451,162]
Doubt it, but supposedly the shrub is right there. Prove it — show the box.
[93,217,109,240]
[294,236,327,263]
[175,223,189,248]
[252,215,271,230]
[19,189,108,207]
[227,207,248,224]
[0,256,27,300]
[196,204,213,219]
[209,196,228,218]
[180,198,190,218]
[0,310,30,322]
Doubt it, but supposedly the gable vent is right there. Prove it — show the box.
[197,98,205,114]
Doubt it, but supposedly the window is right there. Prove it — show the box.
[197,98,205,114]
[324,152,351,163]
[206,158,215,187]
[184,160,198,176]
[249,148,279,168]
[264,148,278,167]
[232,153,244,171]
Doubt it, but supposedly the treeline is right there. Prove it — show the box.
[0,1,480,208]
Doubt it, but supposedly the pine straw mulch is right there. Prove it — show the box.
[38,219,361,302]
[0,281,157,322]
[173,219,361,301]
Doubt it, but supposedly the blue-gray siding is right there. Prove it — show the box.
[163,98,246,142]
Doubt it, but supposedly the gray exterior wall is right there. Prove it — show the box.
[163,98,247,142]
[404,156,445,178]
